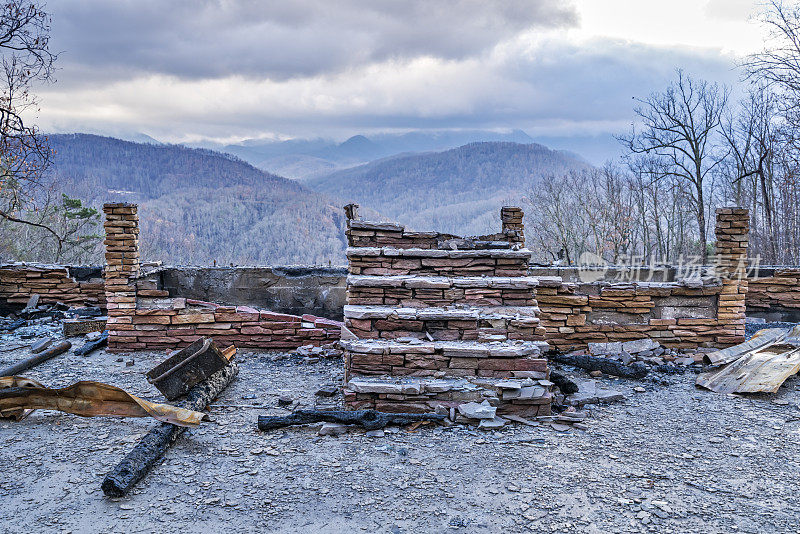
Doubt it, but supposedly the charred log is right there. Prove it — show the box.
[549,371,579,394]
[549,353,649,379]
[0,340,71,377]
[258,409,446,432]
[74,331,108,356]
[101,361,238,498]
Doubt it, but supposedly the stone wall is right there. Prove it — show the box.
[103,203,341,352]
[341,208,554,419]
[156,266,347,320]
[0,263,105,312]
[536,208,749,351]
[746,268,800,321]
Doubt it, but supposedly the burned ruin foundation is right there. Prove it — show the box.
[340,207,555,418]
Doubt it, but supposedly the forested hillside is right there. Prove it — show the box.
[306,142,589,236]
[48,134,349,265]
[203,129,538,180]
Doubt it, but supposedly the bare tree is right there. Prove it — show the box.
[619,70,729,261]
[0,1,62,248]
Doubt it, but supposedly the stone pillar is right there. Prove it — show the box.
[103,203,139,351]
[501,206,525,247]
[714,207,749,345]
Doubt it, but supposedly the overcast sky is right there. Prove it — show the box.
[36,0,767,146]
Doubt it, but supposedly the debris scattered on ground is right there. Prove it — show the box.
[0,376,206,426]
[258,409,447,432]
[145,337,235,400]
[293,343,343,361]
[101,361,239,497]
[697,326,800,394]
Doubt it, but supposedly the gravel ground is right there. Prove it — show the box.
[745,321,799,339]
[2,330,800,534]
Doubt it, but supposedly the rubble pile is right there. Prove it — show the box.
[585,339,701,368]
[341,206,555,425]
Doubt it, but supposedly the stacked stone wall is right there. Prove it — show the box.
[103,203,341,352]
[0,264,105,309]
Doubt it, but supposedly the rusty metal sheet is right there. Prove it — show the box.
[697,326,800,394]
[703,328,789,366]
[0,376,207,427]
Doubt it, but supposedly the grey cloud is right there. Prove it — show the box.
[40,39,739,145]
[48,0,577,84]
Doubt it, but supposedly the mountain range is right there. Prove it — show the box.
[44,133,590,265]
[306,141,589,236]
[191,129,569,180]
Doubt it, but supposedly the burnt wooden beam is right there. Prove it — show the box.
[0,341,71,377]
[101,361,238,497]
[257,409,446,432]
[74,332,108,356]
[549,353,649,379]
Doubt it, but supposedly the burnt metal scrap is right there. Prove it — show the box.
[0,376,207,426]
[146,337,235,401]
[102,361,239,498]
[697,326,800,394]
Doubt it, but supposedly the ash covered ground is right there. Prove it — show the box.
[2,323,800,533]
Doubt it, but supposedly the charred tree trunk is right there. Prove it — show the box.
[101,361,238,497]
[258,409,446,432]
[549,353,649,379]
[74,332,108,357]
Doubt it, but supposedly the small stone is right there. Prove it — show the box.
[85,331,102,342]
[318,423,349,436]
[478,417,506,430]
[589,370,602,378]
[277,396,294,406]
[126,359,134,367]
[457,400,496,420]
[315,385,338,397]
[550,423,571,432]
[365,429,385,438]
[633,386,646,393]
[30,338,54,354]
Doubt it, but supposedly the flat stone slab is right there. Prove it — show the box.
[346,247,532,259]
[340,339,550,358]
[348,220,404,231]
[347,275,541,289]
[565,379,626,406]
[621,338,660,354]
[346,376,480,395]
[344,305,541,322]
[588,342,622,356]
[458,400,496,419]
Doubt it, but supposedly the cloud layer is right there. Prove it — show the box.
[32,0,755,152]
